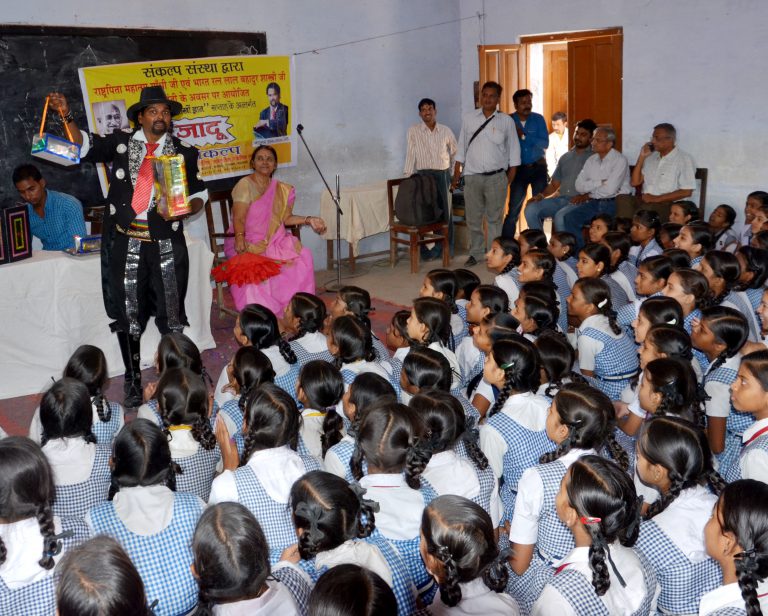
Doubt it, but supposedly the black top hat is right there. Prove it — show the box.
[126,86,183,122]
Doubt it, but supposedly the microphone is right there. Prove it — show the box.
[297,124,304,134]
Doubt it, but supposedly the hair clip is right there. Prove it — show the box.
[499,361,516,370]
[580,516,602,525]
[666,317,678,325]
[597,298,608,308]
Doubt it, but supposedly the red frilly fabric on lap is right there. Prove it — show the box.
[211,252,283,286]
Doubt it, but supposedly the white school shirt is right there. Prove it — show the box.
[509,448,596,546]
[423,450,503,527]
[456,336,482,383]
[315,539,394,587]
[495,272,520,306]
[574,149,631,199]
[291,331,328,354]
[473,378,496,407]
[341,359,392,380]
[429,341,462,389]
[166,426,202,458]
[42,437,96,484]
[393,346,410,362]
[358,473,425,541]
[652,484,716,561]
[214,362,236,408]
[735,416,768,483]
[208,445,307,505]
[699,581,768,615]
[28,398,124,444]
[429,577,521,615]
[531,544,659,616]
[212,574,303,616]
[323,433,354,480]
[703,354,741,420]
[575,314,622,372]
[0,517,67,589]
[300,408,328,460]
[450,312,465,337]
[479,391,551,479]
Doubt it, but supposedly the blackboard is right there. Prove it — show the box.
[0,26,267,208]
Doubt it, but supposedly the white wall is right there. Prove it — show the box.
[458,0,767,219]
[4,0,462,264]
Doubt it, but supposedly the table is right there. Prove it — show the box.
[320,181,391,270]
[0,236,215,399]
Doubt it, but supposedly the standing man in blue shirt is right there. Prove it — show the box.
[13,163,87,251]
[503,89,549,237]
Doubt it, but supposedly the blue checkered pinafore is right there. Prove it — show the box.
[633,238,663,266]
[88,492,202,616]
[215,398,246,457]
[450,304,470,349]
[289,334,334,367]
[484,410,554,521]
[0,518,89,616]
[274,362,301,403]
[91,399,124,444]
[53,443,111,519]
[451,387,481,423]
[324,434,357,483]
[684,309,710,374]
[233,454,321,557]
[725,429,768,483]
[612,260,639,303]
[172,440,221,502]
[691,255,704,268]
[723,290,761,341]
[580,326,639,400]
[359,534,421,615]
[270,564,312,615]
[603,274,630,309]
[635,507,722,614]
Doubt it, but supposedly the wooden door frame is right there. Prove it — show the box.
[520,27,622,44]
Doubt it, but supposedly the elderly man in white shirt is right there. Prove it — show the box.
[618,122,697,221]
[559,126,631,246]
[452,81,521,266]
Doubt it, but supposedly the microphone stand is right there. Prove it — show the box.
[296,123,344,293]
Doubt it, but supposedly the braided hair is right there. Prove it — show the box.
[351,402,429,489]
[287,292,327,341]
[696,306,749,373]
[574,277,622,335]
[240,383,301,462]
[409,391,488,470]
[192,502,271,615]
[156,332,212,387]
[40,378,97,447]
[702,250,741,305]
[290,470,377,559]
[643,358,705,428]
[0,437,62,571]
[485,336,540,418]
[522,249,556,282]
[239,304,297,364]
[411,297,453,350]
[109,420,178,500]
[63,344,112,424]
[421,495,508,607]
[336,286,374,331]
[425,269,460,315]
[329,315,377,369]
[230,347,276,415]
[156,368,216,450]
[344,373,397,435]
[491,236,521,275]
[402,347,452,393]
[534,330,583,397]
[566,455,643,596]
[715,480,768,616]
[540,383,628,471]
[638,416,725,519]
[297,361,344,457]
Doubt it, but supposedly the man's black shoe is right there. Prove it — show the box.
[464,256,478,266]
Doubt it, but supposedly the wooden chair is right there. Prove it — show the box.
[83,204,105,234]
[204,188,302,319]
[387,178,449,274]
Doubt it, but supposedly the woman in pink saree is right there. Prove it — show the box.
[223,145,327,314]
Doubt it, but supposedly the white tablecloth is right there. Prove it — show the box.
[0,236,215,399]
[320,181,390,255]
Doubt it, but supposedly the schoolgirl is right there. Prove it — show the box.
[576,242,630,308]
[478,336,551,516]
[192,502,310,615]
[534,330,582,398]
[511,287,560,341]
[750,202,768,238]
[587,213,614,244]
[328,315,393,385]
[604,231,639,303]
[752,230,768,251]
[410,391,500,526]
[701,479,768,615]
[406,297,461,387]
[39,378,111,519]
[216,346,275,458]
[726,350,768,483]
[662,268,712,337]
[156,367,220,501]
[736,246,768,316]
[742,191,768,246]
[692,306,751,476]
[328,285,390,361]
[351,403,436,596]
[616,255,673,328]
[289,471,417,615]
[636,356,705,431]
[507,383,627,596]
[660,222,683,250]
[86,419,204,616]
[296,360,344,461]
[307,564,397,616]
[464,284,510,327]
[634,416,725,615]
[485,235,523,305]
[208,384,320,558]
[420,268,469,347]
[518,249,568,332]
[709,203,739,252]
[421,495,517,615]
[519,228,548,256]
[0,437,86,616]
[568,278,639,400]
[284,292,332,364]
[530,455,658,616]
[663,247,692,269]
[323,372,397,482]
[548,230,580,289]
[453,268,481,307]
[673,221,713,267]
[56,535,149,616]
[386,309,414,362]
[629,209,663,266]
[669,200,700,226]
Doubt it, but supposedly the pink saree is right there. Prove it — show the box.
[223,179,315,315]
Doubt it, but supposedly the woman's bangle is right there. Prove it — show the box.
[235,232,245,237]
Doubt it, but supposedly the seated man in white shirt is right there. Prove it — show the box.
[545,111,569,177]
[559,126,631,248]
[618,122,696,222]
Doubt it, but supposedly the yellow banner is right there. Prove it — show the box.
[78,55,295,192]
